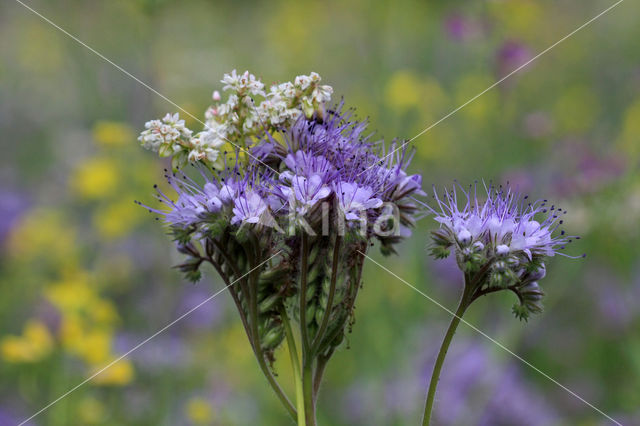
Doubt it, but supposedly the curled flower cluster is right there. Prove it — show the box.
[138,70,333,171]
[428,184,582,320]
[138,104,425,421]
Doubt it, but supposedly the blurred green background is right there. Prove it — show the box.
[1,0,639,424]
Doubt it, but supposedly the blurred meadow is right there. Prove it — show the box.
[1,0,640,424]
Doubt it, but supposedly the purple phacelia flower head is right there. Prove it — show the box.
[138,102,426,379]
[427,183,583,321]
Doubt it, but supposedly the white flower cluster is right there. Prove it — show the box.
[185,128,227,164]
[205,70,333,139]
[139,70,333,169]
[138,113,193,157]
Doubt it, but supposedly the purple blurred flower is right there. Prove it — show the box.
[497,40,533,79]
[552,142,625,196]
[0,189,29,246]
[114,333,190,372]
[0,408,21,426]
[444,13,485,42]
[586,267,633,331]
[178,286,224,330]
[522,111,554,139]
[479,367,559,426]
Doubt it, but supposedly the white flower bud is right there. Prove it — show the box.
[457,229,472,245]
[529,264,546,280]
[212,90,221,101]
[496,244,510,256]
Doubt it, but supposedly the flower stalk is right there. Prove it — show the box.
[421,183,583,423]
[422,278,472,426]
[282,308,306,426]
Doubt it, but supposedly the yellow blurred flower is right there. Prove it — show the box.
[91,358,134,386]
[70,157,119,200]
[78,330,113,365]
[48,273,121,367]
[266,1,326,60]
[489,0,542,39]
[59,314,85,352]
[553,86,599,134]
[77,396,106,425]
[186,397,215,425]
[222,323,254,367]
[46,273,95,312]
[93,121,135,147]
[93,198,144,239]
[385,71,422,110]
[617,98,640,160]
[9,209,77,263]
[16,21,63,74]
[1,320,53,363]
[91,299,120,325]
[455,74,498,123]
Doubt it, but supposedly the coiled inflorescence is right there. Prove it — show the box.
[427,183,583,321]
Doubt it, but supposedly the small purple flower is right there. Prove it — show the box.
[284,150,335,178]
[280,174,332,215]
[231,190,267,225]
[335,182,383,221]
[164,193,207,227]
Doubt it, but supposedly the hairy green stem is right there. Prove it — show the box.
[299,234,310,353]
[422,285,472,426]
[313,350,333,403]
[247,253,297,420]
[282,310,306,426]
[311,235,341,355]
[302,363,316,426]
